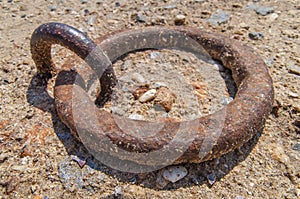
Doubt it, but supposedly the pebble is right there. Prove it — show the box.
[136,13,147,23]
[152,82,167,89]
[288,65,300,76]
[221,96,233,105]
[164,5,176,9]
[288,91,299,98]
[12,165,27,172]
[207,10,230,26]
[154,87,177,112]
[139,89,157,103]
[212,61,225,72]
[87,14,98,26]
[71,155,86,168]
[128,113,145,120]
[21,156,30,165]
[239,22,250,30]
[235,196,245,199]
[162,166,188,183]
[81,0,88,4]
[255,6,275,16]
[48,5,57,11]
[248,32,264,40]
[292,143,300,151]
[207,173,216,185]
[150,52,160,59]
[131,73,146,84]
[114,186,123,197]
[174,14,186,25]
[267,13,279,22]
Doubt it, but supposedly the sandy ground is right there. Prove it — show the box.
[0,0,300,198]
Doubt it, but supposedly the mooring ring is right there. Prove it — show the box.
[31,24,274,172]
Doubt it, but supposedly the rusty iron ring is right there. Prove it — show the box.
[31,23,274,167]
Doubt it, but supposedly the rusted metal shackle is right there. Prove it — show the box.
[30,23,274,171]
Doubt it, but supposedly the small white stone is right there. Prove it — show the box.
[139,89,156,103]
[288,65,300,76]
[150,52,160,59]
[213,63,225,72]
[152,82,168,89]
[288,91,299,98]
[175,14,186,21]
[239,22,249,30]
[174,14,186,25]
[87,14,98,26]
[211,60,225,71]
[128,114,145,120]
[162,166,188,183]
[12,165,27,172]
[114,186,123,197]
[221,96,234,105]
[268,13,279,22]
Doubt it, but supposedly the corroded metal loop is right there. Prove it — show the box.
[31,23,274,168]
[30,22,117,104]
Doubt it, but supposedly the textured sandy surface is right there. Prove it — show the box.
[0,0,299,198]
